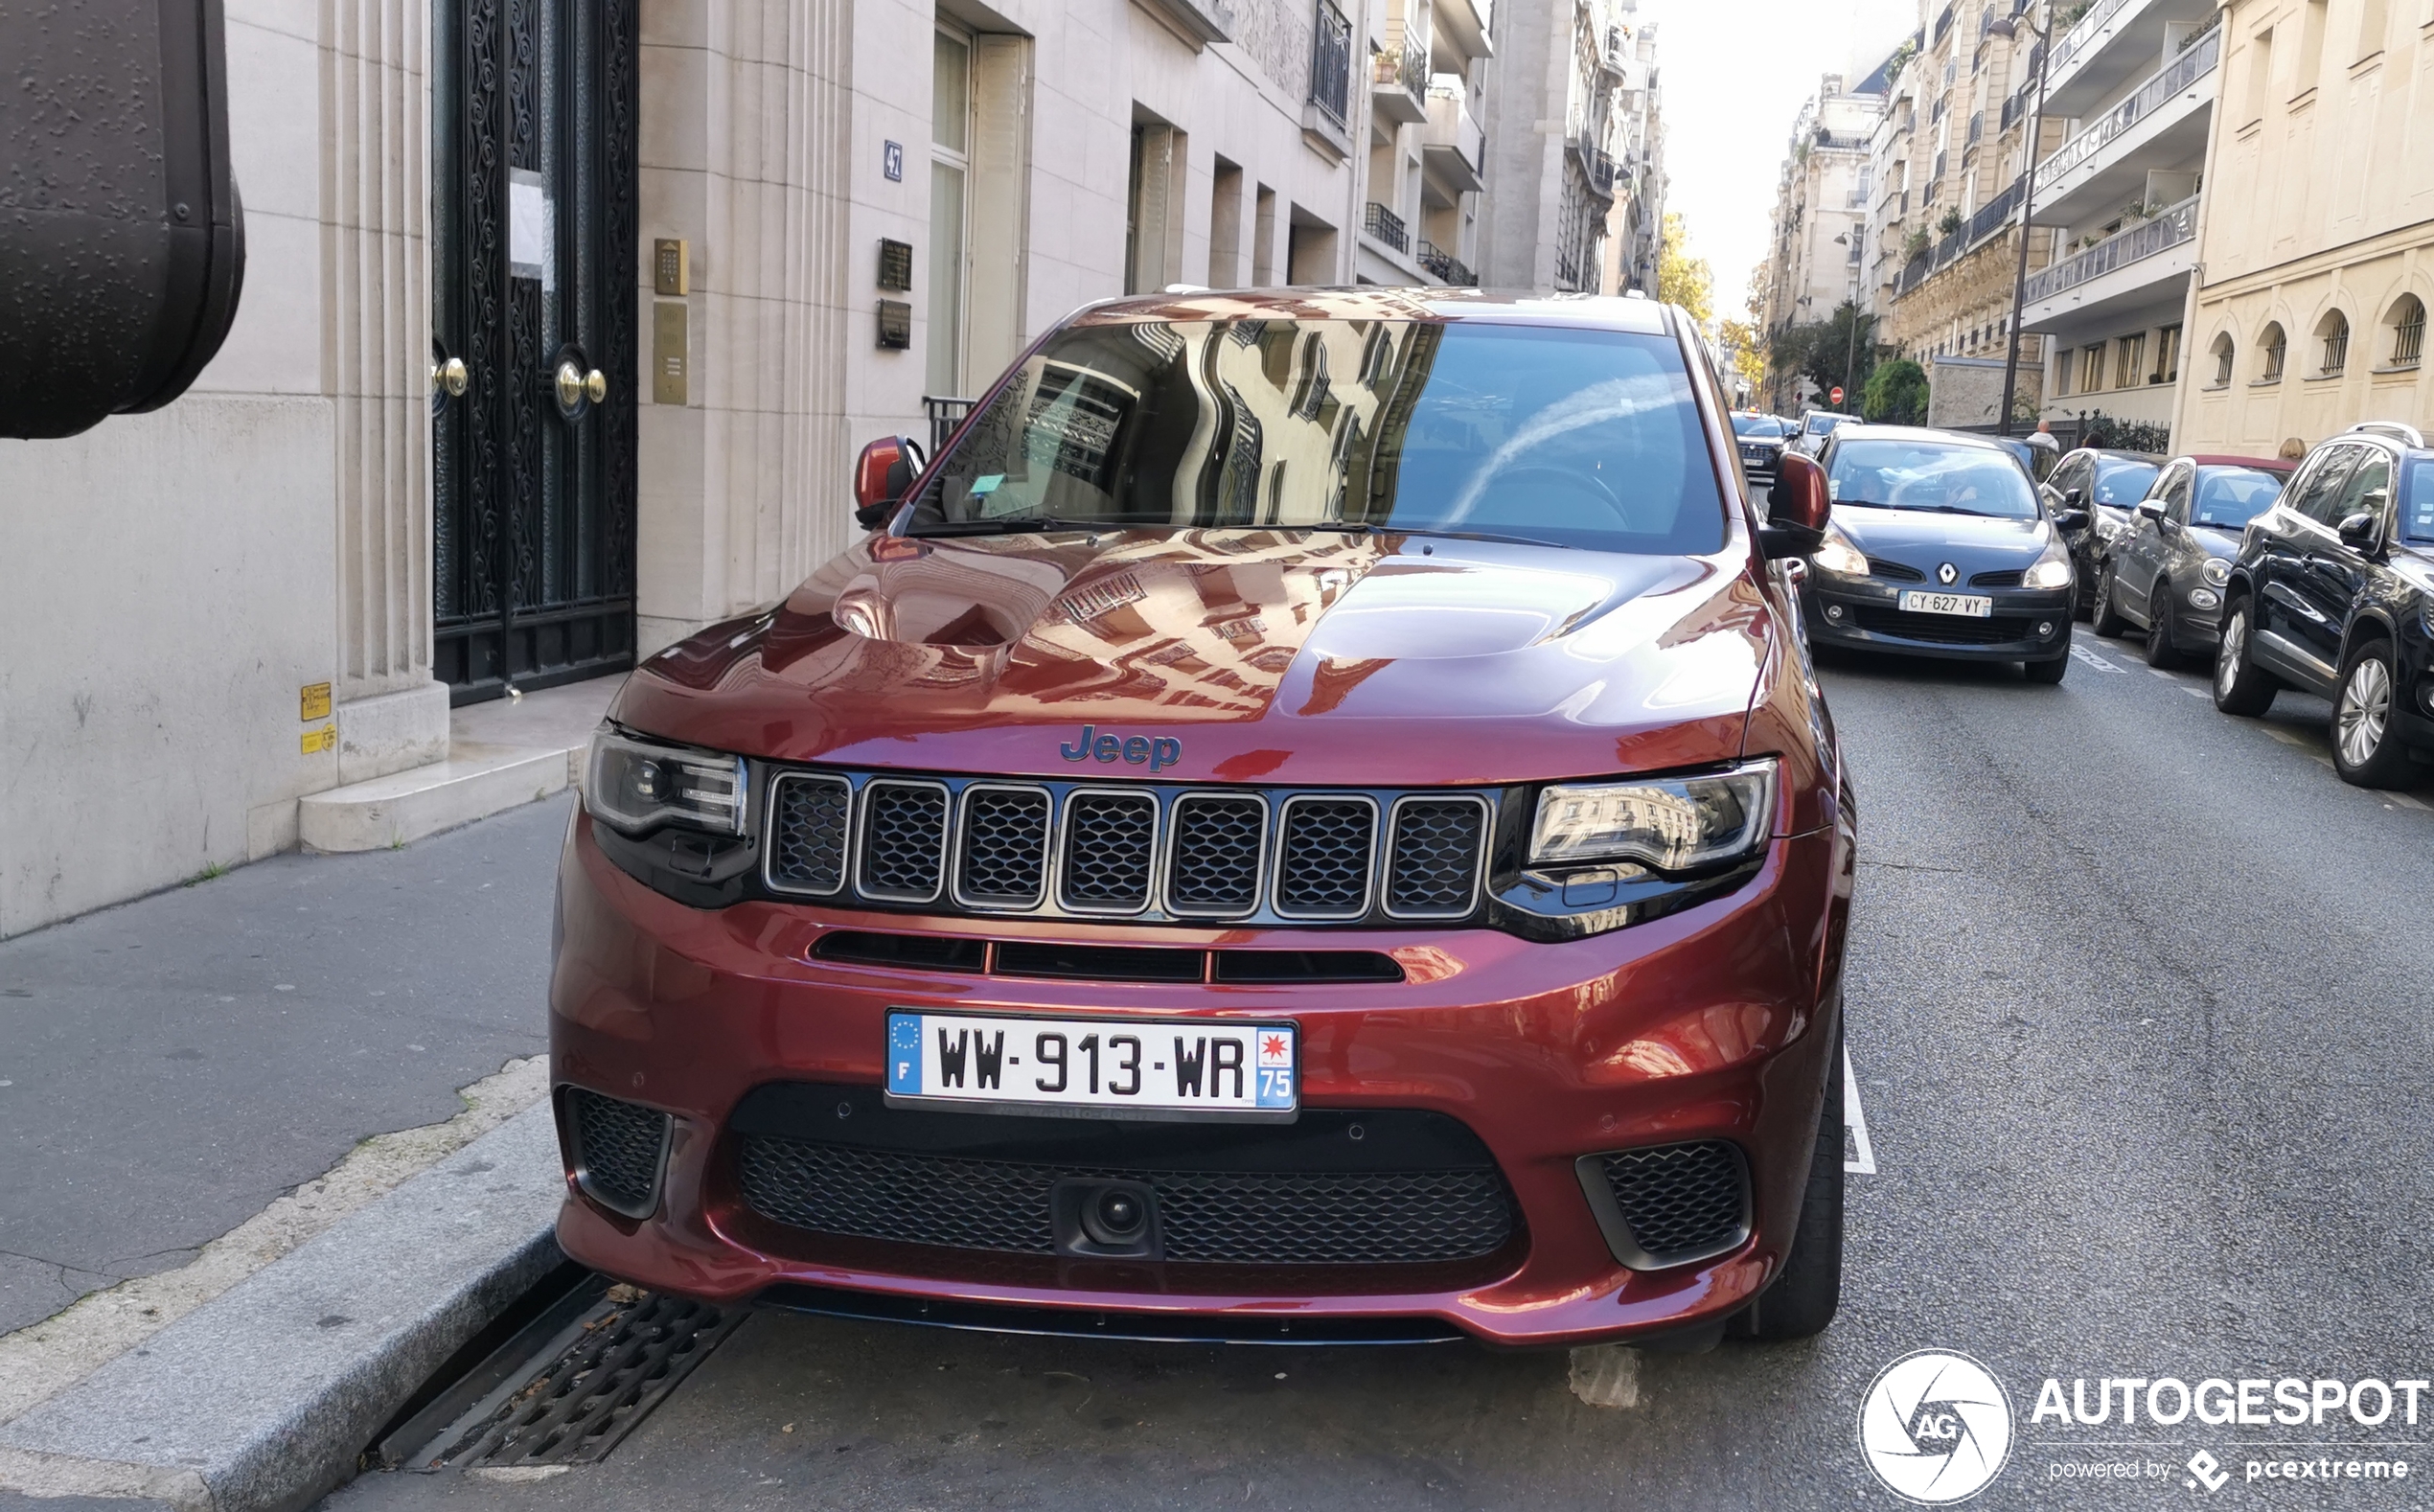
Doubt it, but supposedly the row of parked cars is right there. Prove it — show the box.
[1742,408,2434,789]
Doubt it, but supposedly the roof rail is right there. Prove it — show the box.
[2348,421,2427,447]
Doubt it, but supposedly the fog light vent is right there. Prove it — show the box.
[1576,1139,1751,1271]
[562,1087,671,1220]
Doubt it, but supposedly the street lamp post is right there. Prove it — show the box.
[1991,4,2052,439]
[1832,233,1859,412]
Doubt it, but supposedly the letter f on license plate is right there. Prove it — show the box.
[885,1011,1297,1120]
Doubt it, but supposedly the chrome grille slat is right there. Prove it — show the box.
[1384,795,1490,919]
[1057,790,1160,914]
[1273,795,1379,919]
[856,780,951,903]
[953,784,1051,909]
[1165,792,1269,918]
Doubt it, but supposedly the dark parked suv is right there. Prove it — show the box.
[2214,423,2434,787]
[2040,447,2164,616]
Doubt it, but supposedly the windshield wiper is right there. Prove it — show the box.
[908,515,1101,538]
[1296,521,1566,549]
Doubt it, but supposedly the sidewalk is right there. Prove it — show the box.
[0,792,571,1337]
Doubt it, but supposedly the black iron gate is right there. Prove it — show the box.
[430,0,638,704]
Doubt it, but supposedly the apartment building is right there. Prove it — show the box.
[1873,0,2058,424]
[1356,0,1496,285]
[0,0,1554,940]
[1600,20,1670,296]
[2017,0,2224,433]
[1478,0,1657,293]
[2173,0,2433,452]
[1761,75,1888,410]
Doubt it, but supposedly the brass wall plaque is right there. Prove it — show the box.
[299,681,332,721]
[653,300,688,404]
[653,238,689,296]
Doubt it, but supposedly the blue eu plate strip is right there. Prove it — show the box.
[886,1012,922,1095]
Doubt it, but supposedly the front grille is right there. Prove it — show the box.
[1058,790,1159,911]
[1274,797,1377,918]
[858,781,950,902]
[1593,1140,1749,1266]
[1850,607,2036,646]
[760,770,1492,925]
[1385,797,1487,917]
[1867,557,1927,582]
[768,775,849,895]
[733,1136,1517,1265]
[954,786,1049,908]
[563,1088,670,1219]
[1970,568,2025,588]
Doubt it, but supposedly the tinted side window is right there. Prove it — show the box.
[2050,455,2090,499]
[2329,451,2393,530]
[2158,465,2193,522]
[2286,446,2360,525]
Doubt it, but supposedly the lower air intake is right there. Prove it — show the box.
[1582,1139,1750,1270]
[563,1087,671,1219]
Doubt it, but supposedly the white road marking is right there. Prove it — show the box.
[2185,687,2208,699]
[1845,1047,1877,1176]
[2392,792,2432,813]
[2147,667,2176,679]
[2261,725,2312,747]
[2069,644,2128,674]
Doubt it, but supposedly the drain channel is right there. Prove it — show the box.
[396,1285,745,1471]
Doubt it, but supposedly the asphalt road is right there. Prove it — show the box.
[324,635,2434,1511]
[0,796,568,1333]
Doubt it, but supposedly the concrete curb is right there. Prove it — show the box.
[0,1105,564,1512]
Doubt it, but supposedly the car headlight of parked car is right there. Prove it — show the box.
[2201,559,2232,587]
[2023,544,2074,591]
[1809,526,1870,578]
[1530,760,1777,873]
[586,725,748,836]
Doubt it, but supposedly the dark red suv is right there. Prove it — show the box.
[549,290,1855,1350]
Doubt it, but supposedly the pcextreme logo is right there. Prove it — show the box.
[1857,1349,2016,1504]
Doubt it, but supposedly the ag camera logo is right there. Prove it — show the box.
[1858,1349,2016,1503]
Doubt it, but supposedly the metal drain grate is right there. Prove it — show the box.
[428,1288,744,1469]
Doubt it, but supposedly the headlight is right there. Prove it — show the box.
[1810,526,1869,577]
[2023,548,2074,590]
[2200,558,2232,587]
[1530,759,1777,872]
[586,726,747,836]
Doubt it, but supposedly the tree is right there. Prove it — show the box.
[1768,301,1880,406]
[1862,357,1930,424]
[1656,213,1713,327]
[1717,318,1767,392]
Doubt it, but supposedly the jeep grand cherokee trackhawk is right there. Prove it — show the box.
[549,289,1857,1351]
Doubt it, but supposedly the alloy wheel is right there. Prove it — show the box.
[2336,656,2393,769]
[2216,613,2244,699]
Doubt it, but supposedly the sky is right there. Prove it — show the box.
[1634,0,1917,320]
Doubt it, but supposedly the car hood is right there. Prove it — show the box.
[610,530,1775,787]
[1831,504,2056,577]
[2188,524,2245,557]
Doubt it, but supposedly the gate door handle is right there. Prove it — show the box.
[585,368,607,404]
[431,356,469,398]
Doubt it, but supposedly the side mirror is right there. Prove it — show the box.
[2136,501,2165,523]
[1760,452,1832,560]
[2336,510,2381,551]
[2055,508,2092,532]
[2063,487,2087,509]
[853,435,927,530]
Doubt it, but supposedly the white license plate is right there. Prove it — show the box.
[885,1011,1297,1119]
[1897,590,1993,618]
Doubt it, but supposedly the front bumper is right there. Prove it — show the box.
[1801,572,2075,663]
[548,810,1850,1350]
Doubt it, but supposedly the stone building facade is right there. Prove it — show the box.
[1760,76,1887,411]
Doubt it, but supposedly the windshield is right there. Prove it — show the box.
[1826,439,2041,519]
[2406,458,2434,542]
[907,319,1728,555]
[1733,414,1785,439]
[2093,458,2161,505]
[2192,467,2285,530]
[1803,413,1849,436]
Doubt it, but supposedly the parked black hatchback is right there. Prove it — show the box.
[2213,423,2434,788]
[2040,447,2164,617]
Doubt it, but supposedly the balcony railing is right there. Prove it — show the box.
[1966,110,1984,145]
[1363,200,1409,253]
[2047,0,2135,82]
[1371,26,1429,100]
[2036,24,2218,187]
[1894,172,2029,296]
[1308,0,1351,127]
[2022,193,2198,305]
[1417,239,1476,286]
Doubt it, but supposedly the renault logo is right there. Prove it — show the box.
[1938,562,1960,585]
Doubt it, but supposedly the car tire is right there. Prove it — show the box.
[1743,1027,1843,1342]
[2090,564,2128,637]
[2331,640,2420,790]
[2145,588,2183,669]
[2212,598,2278,717]
[2025,653,2069,685]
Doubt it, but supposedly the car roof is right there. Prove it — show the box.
[2183,453,2296,474]
[2069,447,2167,464]
[1062,287,1676,336]
[1828,424,2009,453]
